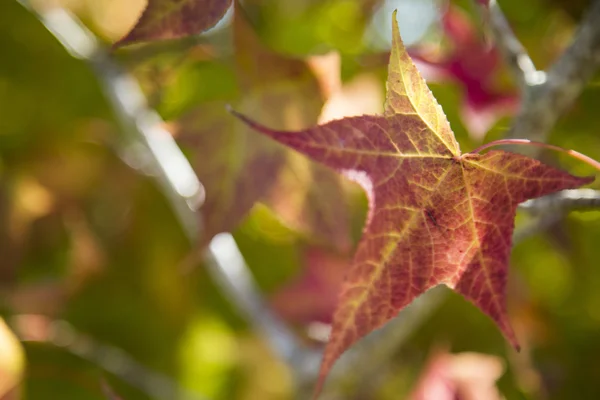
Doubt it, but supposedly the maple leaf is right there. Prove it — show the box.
[176,4,350,248]
[410,5,518,138]
[230,11,593,395]
[116,0,232,46]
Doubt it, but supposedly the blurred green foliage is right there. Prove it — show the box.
[1,0,600,399]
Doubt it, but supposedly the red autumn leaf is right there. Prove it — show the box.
[271,248,348,325]
[116,0,232,46]
[410,6,518,138]
[231,11,593,396]
[410,349,504,400]
[176,5,350,249]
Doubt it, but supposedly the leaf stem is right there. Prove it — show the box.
[468,139,600,172]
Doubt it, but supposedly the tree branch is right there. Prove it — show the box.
[519,189,600,214]
[482,0,546,88]
[507,0,600,143]
[205,233,321,384]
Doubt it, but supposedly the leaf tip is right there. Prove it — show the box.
[389,8,407,65]
[391,9,399,34]
[110,39,127,50]
[502,322,521,353]
[226,107,279,138]
[311,374,327,400]
[112,26,144,48]
[225,104,247,123]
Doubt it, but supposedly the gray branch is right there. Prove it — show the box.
[484,0,546,88]
[511,190,600,244]
[205,233,320,384]
[519,189,600,214]
[507,0,600,143]
[478,0,600,145]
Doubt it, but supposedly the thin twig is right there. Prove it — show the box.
[507,0,600,143]
[481,0,546,88]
